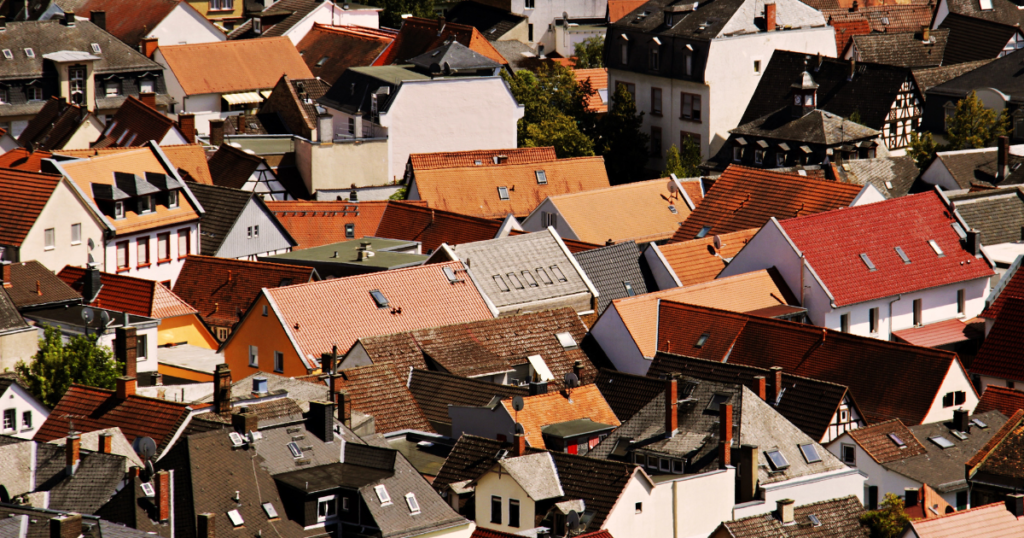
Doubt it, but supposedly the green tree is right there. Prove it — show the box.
[946,91,1011,150]
[16,325,122,408]
[573,36,605,68]
[907,131,939,170]
[662,138,702,178]
[389,187,408,200]
[504,65,598,157]
[367,0,435,29]
[859,493,911,538]
[598,84,649,183]
[849,110,864,125]
[523,113,595,157]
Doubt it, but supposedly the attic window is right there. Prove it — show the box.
[506,272,524,289]
[498,186,510,200]
[888,433,906,448]
[929,435,955,449]
[24,48,34,58]
[765,449,790,471]
[860,253,876,271]
[535,170,547,184]
[695,226,712,239]
[624,281,635,296]
[549,265,567,282]
[894,246,911,264]
[706,393,729,413]
[980,0,993,9]
[522,271,538,287]
[928,240,944,257]
[695,333,709,348]
[227,510,244,527]
[405,493,420,515]
[370,289,389,308]
[555,331,578,349]
[2,50,11,60]
[280,278,293,286]
[493,275,510,292]
[316,56,329,67]
[287,442,303,458]
[374,485,392,506]
[973,418,989,429]
[91,43,101,53]
[262,502,279,519]
[799,443,821,463]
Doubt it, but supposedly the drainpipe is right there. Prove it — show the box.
[800,254,806,306]
[889,294,902,341]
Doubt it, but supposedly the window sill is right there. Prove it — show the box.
[137,262,151,269]
[157,258,172,265]
[679,118,702,124]
[249,364,259,368]
[116,267,131,273]
[71,241,81,246]
[44,247,54,251]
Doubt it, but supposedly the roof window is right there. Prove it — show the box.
[262,502,278,519]
[280,278,293,286]
[894,246,911,264]
[91,43,101,53]
[860,253,876,271]
[535,170,547,184]
[493,275,510,292]
[24,48,33,58]
[549,265,567,282]
[374,485,392,506]
[475,159,483,165]
[669,205,678,214]
[696,225,712,239]
[405,493,420,515]
[808,514,822,527]
[229,432,245,447]
[498,186,510,200]
[316,56,329,67]
[774,387,786,406]
[443,266,460,283]
[140,482,155,497]
[799,443,821,463]
[765,449,790,471]
[888,433,906,448]
[972,418,989,429]
[370,289,389,308]
[695,333,709,348]
[556,331,578,349]
[2,50,11,60]
[951,430,968,440]
[623,281,635,296]
[227,510,244,527]
[345,223,355,238]
[507,272,524,289]
[929,435,955,449]
[287,442,303,458]
[536,267,553,284]
[522,271,538,287]
[928,239,944,257]
[980,0,993,9]
[706,393,730,413]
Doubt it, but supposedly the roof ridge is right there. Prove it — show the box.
[268,259,464,295]
[66,383,191,408]
[416,155,605,175]
[966,409,1024,472]
[547,178,672,199]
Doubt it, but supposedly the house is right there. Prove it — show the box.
[51,143,205,285]
[154,38,314,135]
[317,41,523,185]
[184,0,246,31]
[573,241,652,315]
[408,369,529,436]
[17,97,104,151]
[0,500,157,538]
[55,143,216,186]
[220,260,495,377]
[296,23,396,85]
[92,95,191,148]
[921,50,1024,143]
[965,410,1024,507]
[449,0,602,52]
[0,375,48,438]
[171,255,316,341]
[938,13,1024,66]
[947,188,1024,271]
[257,75,331,140]
[644,227,758,288]
[57,264,218,349]
[672,165,872,241]
[590,269,802,374]
[912,59,993,98]
[0,17,170,138]
[228,0,380,43]
[933,0,1024,33]
[186,183,296,259]
[373,16,506,66]
[261,237,426,278]
[846,29,950,68]
[427,229,599,316]
[719,190,995,341]
[65,0,225,49]
[977,385,1024,415]
[739,51,923,151]
[605,0,836,165]
[0,289,37,372]
[443,1,530,43]
[922,139,1024,191]
[1,260,82,312]
[265,200,392,249]
[519,177,698,244]
[833,156,920,199]
[710,496,869,538]
[649,301,981,426]
[206,142,302,200]
[900,500,1024,538]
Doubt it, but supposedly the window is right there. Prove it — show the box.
[651,87,663,116]
[508,499,520,527]
[695,333,709,348]
[765,449,790,470]
[528,23,534,41]
[706,393,730,413]
[493,275,510,292]
[498,186,510,200]
[1,50,10,60]
[957,289,965,315]
[860,253,876,271]
[348,117,355,135]
[247,226,252,239]
[24,48,33,58]
[317,496,336,522]
[116,241,129,269]
[168,190,179,208]
[840,313,849,333]
[681,93,701,121]
[27,87,42,101]
[254,225,259,237]
[249,345,258,367]
[342,498,350,512]
[287,442,302,458]
[635,502,643,514]
[370,290,389,308]
[210,0,234,9]
[980,0,993,9]
[929,239,944,256]
[69,66,86,106]
[535,170,547,184]
[556,332,578,349]
[274,351,283,373]
[550,265,567,282]
[800,444,821,463]
[841,409,849,422]
[22,411,31,430]
[943,392,954,407]
[137,334,147,360]
[491,496,502,524]
[841,444,856,465]
[696,225,712,239]
[543,212,558,227]
[869,307,879,333]
[624,281,635,296]
[929,435,955,449]
[2,409,13,430]
[137,237,150,266]
[617,81,636,100]
[105,80,120,98]
[895,246,911,264]
[733,146,743,162]
[157,233,170,261]
[44,228,55,250]
[649,45,660,70]
[889,433,906,447]
[345,223,355,238]
[776,152,785,167]
[753,60,761,74]
[253,17,262,34]
[525,0,534,7]
[139,195,153,214]
[262,503,278,519]
[178,229,190,258]
[522,271,538,287]
[651,126,662,157]
[536,267,553,284]
[507,273,524,289]
[0,88,11,104]
[955,390,965,405]
[71,223,81,245]
[91,43,102,54]
[405,493,420,515]
[140,79,154,93]
[913,298,922,326]
[114,201,125,219]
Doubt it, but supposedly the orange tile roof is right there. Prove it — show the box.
[376,202,514,252]
[409,147,558,171]
[0,168,62,247]
[976,385,1024,417]
[680,179,703,207]
[158,37,314,96]
[541,178,691,244]
[374,16,505,67]
[265,200,391,250]
[831,17,872,56]
[608,269,793,358]
[608,0,646,22]
[905,501,1024,537]
[60,147,200,235]
[58,266,197,319]
[412,156,610,219]
[658,228,758,286]
[574,68,608,113]
[0,148,53,172]
[59,144,217,186]
[265,261,494,364]
[498,384,620,449]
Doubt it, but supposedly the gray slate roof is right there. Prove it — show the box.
[836,156,919,199]
[34,443,127,514]
[912,59,993,98]
[732,108,880,145]
[497,452,564,500]
[610,0,826,42]
[408,40,499,73]
[933,147,1024,188]
[407,369,528,430]
[573,241,650,315]
[445,0,527,41]
[851,29,949,68]
[949,188,1024,245]
[929,47,1024,102]
[490,40,538,71]
[594,369,667,423]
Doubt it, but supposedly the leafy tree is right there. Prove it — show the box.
[367,0,435,29]
[859,493,911,538]
[946,91,1010,150]
[504,65,598,157]
[388,187,408,200]
[662,138,702,178]
[598,84,649,183]
[524,113,595,157]
[907,131,939,170]
[849,110,864,125]
[573,36,605,68]
[16,325,122,408]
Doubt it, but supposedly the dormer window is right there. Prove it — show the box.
[139,195,154,214]
[168,190,179,208]
[114,201,125,219]
[139,79,154,94]
[105,80,120,98]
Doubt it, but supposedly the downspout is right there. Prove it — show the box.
[800,254,806,306]
[672,480,678,538]
[889,294,902,341]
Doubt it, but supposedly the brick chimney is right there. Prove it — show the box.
[116,376,136,399]
[308,400,335,443]
[753,375,766,400]
[89,10,105,30]
[770,366,783,405]
[66,433,81,476]
[99,432,113,454]
[765,3,776,31]
[665,376,678,437]
[236,114,247,134]
[154,471,170,521]
[210,119,225,147]
[214,364,232,414]
[719,403,733,469]
[231,407,258,434]
[177,113,196,144]
[50,514,82,538]
[140,37,158,58]
[197,513,215,538]
[740,444,758,502]
[139,92,157,109]
[513,432,526,457]
[61,11,75,26]
[335,388,351,426]
[115,326,137,399]
[998,135,1010,182]
[2,263,11,289]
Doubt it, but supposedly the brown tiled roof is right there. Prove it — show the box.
[574,68,608,113]
[594,369,666,422]
[905,501,1024,537]
[265,200,391,250]
[673,165,863,240]
[409,147,557,171]
[158,38,314,96]
[850,29,949,68]
[171,256,315,326]
[913,59,993,96]
[966,409,1024,474]
[54,144,214,186]
[893,317,983,348]
[0,168,61,247]
[903,484,954,520]
[58,266,196,319]
[17,97,91,152]
[70,0,181,48]
[823,4,935,33]
[846,419,927,464]
[499,384,620,449]
[982,258,1024,320]
[408,369,528,428]
[412,156,611,219]
[976,385,1024,416]
[329,364,433,433]
[375,201,508,252]
[971,298,1024,381]
[35,384,191,452]
[721,495,869,537]
[297,23,396,85]
[659,228,758,285]
[4,260,82,309]
[93,96,174,148]
[206,143,263,190]
[608,0,646,22]
[373,16,506,66]
[0,148,54,172]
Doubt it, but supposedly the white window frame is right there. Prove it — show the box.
[374,485,392,506]
[249,345,258,367]
[71,223,81,245]
[405,493,420,515]
[139,195,154,214]
[44,228,55,250]
[316,495,336,523]
[168,190,179,208]
[114,201,125,219]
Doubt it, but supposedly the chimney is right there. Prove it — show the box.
[770,366,783,405]
[61,11,75,26]
[210,119,225,147]
[115,326,137,377]
[998,135,1010,181]
[251,375,268,396]
[82,264,101,303]
[231,407,258,434]
[140,37,158,59]
[177,113,196,144]
[308,400,335,442]
[765,3,776,31]
[99,432,113,454]
[214,364,232,414]
[335,388,351,426]
[573,359,583,382]
[719,403,733,469]
[197,514,215,538]
[236,114,246,135]
[753,376,766,400]
[1007,494,1024,518]
[0,17,6,30]
[953,408,971,433]
[139,92,157,109]
[116,376,136,399]
[154,471,170,521]
[851,0,858,10]
[921,24,930,42]
[513,431,526,457]
[740,444,758,502]
[50,514,82,538]
[905,487,919,508]
[776,499,795,524]
[665,376,678,437]
[529,381,548,396]
[317,114,333,144]
[967,229,982,256]
[66,433,81,476]
[2,263,11,289]
[90,10,105,30]
[151,372,162,386]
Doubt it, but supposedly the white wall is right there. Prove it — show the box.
[509,0,605,50]
[826,435,918,507]
[20,180,107,273]
[920,361,979,424]
[588,304,651,375]
[732,468,865,519]
[63,115,105,150]
[821,395,865,444]
[103,224,198,286]
[150,3,226,46]
[280,3,380,45]
[658,469,736,538]
[642,244,682,290]
[519,199,579,240]
[921,157,964,191]
[474,468,537,534]
[603,471,672,538]
[0,383,49,439]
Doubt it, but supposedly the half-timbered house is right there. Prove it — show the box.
[206,142,299,200]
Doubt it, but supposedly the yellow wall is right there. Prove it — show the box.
[159,314,219,349]
[222,294,309,378]
[54,60,96,112]
[186,0,243,22]
[157,363,213,383]
[475,468,536,533]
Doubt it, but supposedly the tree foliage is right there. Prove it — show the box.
[504,65,597,158]
[946,91,1010,151]
[859,493,911,538]
[368,0,435,29]
[573,36,605,68]
[907,131,939,170]
[524,113,595,157]
[662,138,702,179]
[598,84,649,183]
[16,325,122,408]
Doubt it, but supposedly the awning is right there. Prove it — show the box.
[527,354,554,382]
[222,91,264,105]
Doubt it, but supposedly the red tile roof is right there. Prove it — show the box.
[58,266,197,319]
[846,418,927,464]
[93,96,174,148]
[970,298,1024,382]
[673,165,863,240]
[328,365,433,433]
[0,148,54,172]
[982,258,1024,320]
[824,4,935,34]
[654,301,971,425]
[265,200,391,250]
[976,385,1024,418]
[499,384,620,449]
[35,384,191,451]
[158,37,314,96]
[375,202,509,252]
[171,256,316,327]
[409,147,557,171]
[71,0,182,48]
[905,501,1024,537]
[892,317,984,348]
[297,23,396,85]
[574,68,608,113]
[0,169,62,247]
[830,17,872,55]
[781,191,994,307]
[608,0,646,22]
[373,16,506,66]
[54,144,215,186]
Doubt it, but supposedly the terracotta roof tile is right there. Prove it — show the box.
[893,317,983,347]
[674,165,863,240]
[374,16,506,66]
[847,418,928,463]
[58,266,196,319]
[297,23,396,85]
[409,147,557,170]
[976,385,1024,416]
[541,178,691,244]
[0,148,54,172]
[329,365,433,433]
[158,37,314,96]
[0,168,61,247]
[971,298,1024,381]
[907,501,1024,537]
[982,256,1024,319]
[722,496,870,537]
[172,255,315,326]
[93,96,174,148]
[498,384,620,449]
[206,143,264,190]
[412,156,610,219]
[267,261,494,361]
[55,144,214,186]
[659,228,758,286]
[830,17,872,55]
[17,97,91,152]
[3,260,82,309]
[823,4,935,34]
[265,200,390,250]
[574,68,608,113]
[780,191,995,307]
[375,202,507,252]
[608,0,647,22]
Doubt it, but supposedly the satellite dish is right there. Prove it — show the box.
[99,310,110,329]
[87,253,95,265]
[88,238,95,250]
[514,422,525,436]
[667,180,678,194]
[512,396,525,412]
[713,235,723,250]
[143,460,155,481]
[81,307,94,323]
[564,372,580,388]
[567,511,581,535]
[133,436,157,461]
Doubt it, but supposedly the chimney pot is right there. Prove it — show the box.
[967,229,982,256]
[177,113,196,144]
[155,471,171,521]
[1007,494,1024,518]
[2,263,11,289]
[99,432,113,454]
[116,377,136,399]
[82,264,101,302]
[214,363,232,414]
[719,403,733,469]
[236,114,246,134]
[90,10,105,31]
[61,11,75,26]
[139,92,156,109]
[210,119,226,147]
[573,360,583,382]
[765,3,776,31]
[251,375,268,396]
[905,487,919,508]
[65,434,81,476]
[50,514,82,538]
[921,24,930,42]
[665,376,679,436]
[776,499,795,524]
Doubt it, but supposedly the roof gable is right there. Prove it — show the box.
[70,0,181,47]
[907,502,1024,537]
[846,418,927,464]
[186,183,259,255]
[297,23,396,85]
[374,16,506,66]
[658,227,758,286]
[93,96,174,149]
[546,178,691,244]
[18,98,91,151]
[58,266,197,318]
[0,169,62,247]
[158,37,314,95]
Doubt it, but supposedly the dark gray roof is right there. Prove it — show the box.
[929,47,1024,102]
[850,29,949,68]
[407,369,527,430]
[912,59,993,98]
[407,41,500,74]
[594,369,666,423]
[573,241,650,315]
[836,155,919,199]
[941,0,1024,32]
[933,147,1024,188]
[0,20,161,81]
[489,40,538,71]
[17,98,92,152]
[732,107,880,146]
[186,183,261,256]
[445,1,527,41]
[882,410,1008,492]
[35,444,127,514]
[939,13,1021,66]
[949,188,1024,245]
[0,504,154,538]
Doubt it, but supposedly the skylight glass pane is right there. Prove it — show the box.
[493,275,510,292]
[972,418,988,429]
[929,435,954,449]
[443,266,458,283]
[555,331,577,349]
[951,430,968,440]
[860,253,876,271]
[227,510,243,527]
[535,170,547,184]
[894,246,910,264]
[800,444,821,463]
[522,271,538,287]
[696,226,712,239]
[263,502,278,518]
[706,393,729,413]
[405,493,420,514]
[287,442,303,458]
[951,222,967,239]
[766,450,790,470]
[374,485,391,505]
[550,265,567,282]
[91,43,101,53]
[24,48,33,58]
[888,433,905,447]
[536,268,553,284]
[3,50,13,60]
[507,273,524,289]
[808,514,821,527]
[370,289,389,308]
[498,186,510,200]
[928,240,944,257]
[623,281,635,296]
[695,333,709,348]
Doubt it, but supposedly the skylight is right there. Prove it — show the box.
[507,272,524,289]
[535,170,547,184]
[287,442,303,458]
[374,485,392,506]
[263,502,278,519]
[227,510,244,527]
[2,50,11,60]
[140,482,155,497]
[623,281,635,296]
[370,289,389,308]
[774,387,786,406]
[405,493,420,514]
[951,222,967,239]
[972,418,989,429]
[550,265,567,282]
[706,393,730,413]
[24,48,33,58]
[91,43,101,53]
[556,331,577,349]
[536,267,553,284]
[316,56,329,67]
[498,186,510,200]
[800,444,821,463]
[669,205,678,214]
[860,253,876,271]
[765,449,790,471]
[951,430,968,440]
[695,333,709,348]
[696,226,712,239]
[493,275,510,292]
[808,514,822,527]
[888,433,906,448]
[894,246,910,264]
[929,435,955,449]
[229,432,245,447]
[443,266,459,283]
[522,271,538,287]
[928,240,944,257]
[980,0,993,9]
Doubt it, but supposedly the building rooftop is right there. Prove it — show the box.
[835,156,919,199]
[976,385,1024,417]
[0,168,62,248]
[408,147,557,171]
[296,23,396,85]
[407,369,528,431]
[157,37,314,96]
[93,96,175,149]
[846,418,928,464]
[718,495,869,537]
[373,16,506,66]
[948,188,1024,246]
[657,227,758,286]
[58,266,197,319]
[573,241,650,315]
[850,29,949,68]
[265,237,427,269]
[904,501,1024,538]
[4,260,82,310]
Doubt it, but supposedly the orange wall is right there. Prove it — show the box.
[159,314,219,349]
[222,293,310,379]
[158,363,213,383]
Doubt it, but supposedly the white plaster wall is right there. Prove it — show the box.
[851,185,886,206]
[299,138,390,193]
[0,383,49,439]
[63,115,105,150]
[0,328,38,375]
[336,9,380,29]
[519,199,579,240]
[474,469,536,534]
[921,158,962,191]
[608,68,711,161]
[920,361,979,424]
[149,3,226,46]
[161,128,191,146]
[379,78,523,182]
[662,469,736,538]
[588,304,650,374]
[732,469,864,519]
[825,438,919,505]
[19,180,106,273]
[604,472,671,538]
[282,3,380,45]
[509,0,605,50]
[932,0,950,28]
[0,134,19,153]
[103,224,198,286]
[552,25,606,57]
